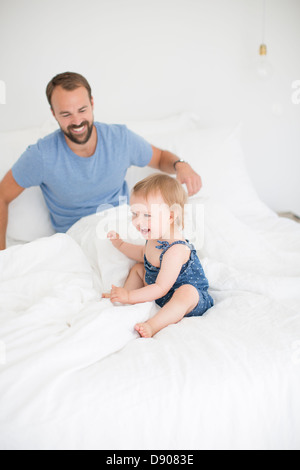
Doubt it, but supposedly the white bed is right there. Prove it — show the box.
[0,114,299,450]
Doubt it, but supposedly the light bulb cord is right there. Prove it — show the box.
[261,0,267,45]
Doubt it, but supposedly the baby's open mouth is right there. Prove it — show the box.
[140,228,151,237]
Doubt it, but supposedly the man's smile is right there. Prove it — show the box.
[63,120,94,145]
[70,123,87,134]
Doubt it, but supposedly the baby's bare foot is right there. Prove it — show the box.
[135,322,154,338]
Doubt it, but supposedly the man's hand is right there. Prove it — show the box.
[149,147,202,197]
[102,285,130,304]
[175,162,202,197]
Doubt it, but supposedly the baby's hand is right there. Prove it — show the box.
[107,231,123,249]
[107,230,119,240]
[102,292,111,299]
[102,285,130,304]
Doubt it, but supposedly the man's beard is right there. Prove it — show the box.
[62,120,94,145]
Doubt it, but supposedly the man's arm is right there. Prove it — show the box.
[0,170,25,250]
[148,145,202,196]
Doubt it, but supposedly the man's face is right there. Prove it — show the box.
[51,86,94,145]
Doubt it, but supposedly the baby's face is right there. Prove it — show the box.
[130,192,172,240]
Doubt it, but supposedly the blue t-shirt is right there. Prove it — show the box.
[12,122,153,233]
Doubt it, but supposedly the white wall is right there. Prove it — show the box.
[0,0,299,214]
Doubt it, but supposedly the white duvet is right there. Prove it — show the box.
[0,193,300,450]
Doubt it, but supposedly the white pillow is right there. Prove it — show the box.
[7,188,55,243]
[119,111,202,137]
[0,126,56,244]
[126,124,261,216]
[67,205,144,293]
[93,111,201,137]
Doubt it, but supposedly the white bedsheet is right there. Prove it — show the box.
[0,196,300,450]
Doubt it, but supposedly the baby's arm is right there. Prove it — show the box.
[112,244,189,304]
[107,231,145,263]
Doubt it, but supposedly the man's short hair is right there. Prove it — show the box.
[46,72,92,108]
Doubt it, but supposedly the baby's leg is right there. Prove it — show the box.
[102,263,145,300]
[124,263,146,291]
[135,285,199,338]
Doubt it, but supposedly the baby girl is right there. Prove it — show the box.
[103,173,213,337]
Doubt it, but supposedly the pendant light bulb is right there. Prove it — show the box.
[257,44,272,79]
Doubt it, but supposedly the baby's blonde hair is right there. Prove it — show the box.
[132,173,188,228]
